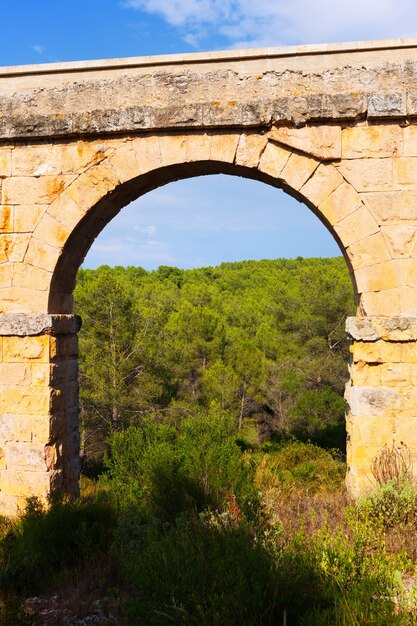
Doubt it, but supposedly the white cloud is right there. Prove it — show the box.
[32,44,45,55]
[122,0,417,48]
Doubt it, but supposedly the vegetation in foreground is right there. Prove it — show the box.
[1,415,417,625]
[2,258,415,624]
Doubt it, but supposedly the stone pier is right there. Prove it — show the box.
[0,315,80,515]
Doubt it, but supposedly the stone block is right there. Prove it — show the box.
[268,125,341,160]
[3,176,69,205]
[235,133,268,168]
[359,289,401,317]
[12,144,62,176]
[31,363,51,386]
[0,206,12,233]
[334,207,379,247]
[342,125,402,159]
[300,163,343,207]
[13,205,46,233]
[349,361,381,386]
[2,386,51,415]
[354,260,398,293]
[158,134,188,166]
[0,362,31,385]
[394,157,417,188]
[0,469,52,498]
[107,142,140,183]
[65,162,120,210]
[210,133,239,163]
[279,151,319,191]
[0,415,14,441]
[368,93,406,118]
[186,133,212,162]
[0,234,30,263]
[2,335,50,362]
[338,158,393,192]
[0,494,22,517]
[33,213,70,249]
[403,126,417,157]
[0,148,11,178]
[347,232,391,270]
[61,140,108,175]
[12,263,52,291]
[347,413,396,448]
[363,190,417,223]
[318,181,362,226]
[350,339,402,364]
[24,237,61,272]
[0,286,49,315]
[380,224,417,258]
[0,264,13,289]
[47,193,86,231]
[258,142,291,179]
[13,414,34,442]
[131,135,163,173]
[31,413,53,442]
[5,441,46,470]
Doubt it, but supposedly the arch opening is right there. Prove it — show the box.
[48,159,359,313]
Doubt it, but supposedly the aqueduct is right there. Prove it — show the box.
[1,39,417,514]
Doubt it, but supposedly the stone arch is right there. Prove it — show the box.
[45,130,377,314]
[0,127,412,515]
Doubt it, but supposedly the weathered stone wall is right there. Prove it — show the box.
[1,40,417,513]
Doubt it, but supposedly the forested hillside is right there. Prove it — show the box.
[74,257,355,459]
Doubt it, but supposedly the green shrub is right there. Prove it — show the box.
[102,412,257,520]
[357,478,417,529]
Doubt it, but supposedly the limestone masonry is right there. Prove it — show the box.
[1,39,417,514]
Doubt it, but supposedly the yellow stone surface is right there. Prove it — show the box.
[235,133,268,168]
[107,143,140,183]
[158,135,188,166]
[342,125,402,159]
[33,213,70,249]
[47,193,86,232]
[338,158,393,192]
[0,206,12,233]
[268,125,341,160]
[3,176,71,205]
[258,142,291,178]
[299,163,343,207]
[334,207,379,247]
[13,205,46,233]
[13,263,52,291]
[363,190,417,223]
[12,144,62,176]
[394,158,417,188]
[61,140,108,174]
[131,135,163,173]
[280,151,319,191]
[210,133,239,163]
[318,181,363,226]
[186,133,212,162]
[347,232,391,271]
[66,162,120,210]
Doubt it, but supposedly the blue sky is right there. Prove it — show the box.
[2,1,416,269]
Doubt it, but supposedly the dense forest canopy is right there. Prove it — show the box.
[74,257,355,460]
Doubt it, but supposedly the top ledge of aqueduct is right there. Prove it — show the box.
[2,38,417,141]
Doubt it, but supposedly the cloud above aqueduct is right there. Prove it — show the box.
[123,0,417,48]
